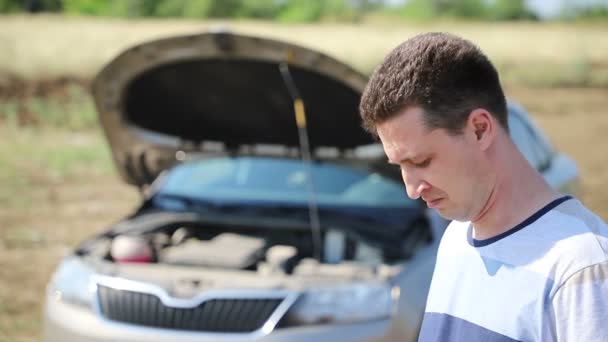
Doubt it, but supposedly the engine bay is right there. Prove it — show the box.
[77,212,432,290]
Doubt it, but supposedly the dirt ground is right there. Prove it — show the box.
[0,86,607,341]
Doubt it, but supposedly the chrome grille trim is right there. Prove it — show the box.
[91,275,299,338]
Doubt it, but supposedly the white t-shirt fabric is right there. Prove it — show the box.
[418,196,608,341]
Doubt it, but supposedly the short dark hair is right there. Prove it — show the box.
[359,32,508,136]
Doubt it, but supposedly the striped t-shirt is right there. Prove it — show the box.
[418,196,608,341]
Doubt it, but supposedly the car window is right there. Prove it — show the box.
[158,157,417,209]
[508,103,552,171]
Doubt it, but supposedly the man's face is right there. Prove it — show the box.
[376,107,489,221]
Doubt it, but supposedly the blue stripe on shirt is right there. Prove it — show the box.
[418,312,521,342]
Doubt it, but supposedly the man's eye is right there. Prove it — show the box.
[415,158,431,168]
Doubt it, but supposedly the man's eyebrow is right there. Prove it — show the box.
[387,156,415,165]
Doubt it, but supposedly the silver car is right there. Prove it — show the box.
[44,32,579,342]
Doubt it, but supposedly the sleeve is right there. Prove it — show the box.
[547,261,608,342]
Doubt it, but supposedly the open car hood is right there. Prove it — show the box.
[92,31,379,187]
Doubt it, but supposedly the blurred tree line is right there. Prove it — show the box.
[0,0,373,21]
[0,0,606,22]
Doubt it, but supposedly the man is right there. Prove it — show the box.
[359,32,608,341]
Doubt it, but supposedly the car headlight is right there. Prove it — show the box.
[47,256,96,308]
[282,282,398,326]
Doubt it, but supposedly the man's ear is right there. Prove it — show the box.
[467,108,495,151]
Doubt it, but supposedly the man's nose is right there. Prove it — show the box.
[402,170,430,200]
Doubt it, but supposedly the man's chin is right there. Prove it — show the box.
[435,207,468,222]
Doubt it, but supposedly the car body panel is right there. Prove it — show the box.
[92,31,370,187]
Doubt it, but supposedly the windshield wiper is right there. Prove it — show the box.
[148,193,224,213]
[150,193,312,219]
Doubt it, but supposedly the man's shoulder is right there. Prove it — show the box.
[526,197,608,287]
[540,197,608,256]
[549,197,607,235]
[490,196,608,255]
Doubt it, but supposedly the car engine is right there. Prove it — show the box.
[75,211,431,292]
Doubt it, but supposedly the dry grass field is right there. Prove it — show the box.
[1,14,608,85]
[0,15,607,342]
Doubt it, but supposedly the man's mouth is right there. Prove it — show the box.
[425,198,443,208]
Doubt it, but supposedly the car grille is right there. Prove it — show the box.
[96,285,285,333]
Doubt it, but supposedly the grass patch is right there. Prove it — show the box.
[0,83,97,129]
[497,59,608,88]
[0,126,113,209]
[0,79,108,209]
[2,228,46,249]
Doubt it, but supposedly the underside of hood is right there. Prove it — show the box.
[92,31,373,187]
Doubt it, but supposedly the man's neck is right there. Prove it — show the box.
[470,142,560,241]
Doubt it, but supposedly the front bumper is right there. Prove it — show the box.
[44,296,404,342]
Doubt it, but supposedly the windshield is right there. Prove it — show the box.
[155,157,416,209]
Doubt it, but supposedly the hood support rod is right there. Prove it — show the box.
[279,56,322,262]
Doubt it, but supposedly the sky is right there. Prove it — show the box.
[527,0,608,18]
[383,0,608,19]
